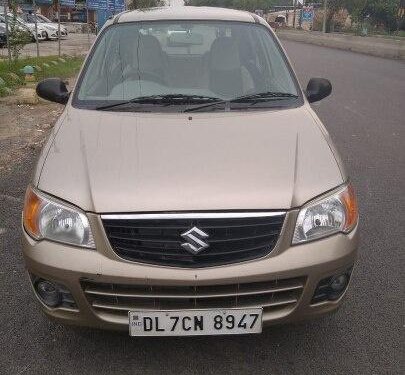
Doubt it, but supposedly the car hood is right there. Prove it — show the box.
[37,106,345,213]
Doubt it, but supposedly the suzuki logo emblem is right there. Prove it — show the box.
[181,227,210,255]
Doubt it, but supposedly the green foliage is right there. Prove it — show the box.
[128,0,165,9]
[129,0,402,33]
[185,0,276,12]
[362,0,400,31]
[274,0,294,5]
[8,26,32,62]
[0,56,84,96]
[7,1,32,62]
[324,0,401,33]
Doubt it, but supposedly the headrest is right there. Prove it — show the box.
[138,35,165,71]
[210,37,241,71]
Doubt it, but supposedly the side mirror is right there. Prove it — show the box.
[306,78,332,103]
[36,78,70,104]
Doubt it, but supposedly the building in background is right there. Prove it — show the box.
[16,1,126,28]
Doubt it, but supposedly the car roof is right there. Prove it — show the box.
[116,6,263,25]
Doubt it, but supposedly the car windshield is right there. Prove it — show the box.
[24,13,38,23]
[2,14,26,26]
[37,14,52,23]
[74,21,301,111]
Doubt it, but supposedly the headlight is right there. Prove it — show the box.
[23,186,95,249]
[292,184,358,244]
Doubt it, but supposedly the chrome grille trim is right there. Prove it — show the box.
[82,277,305,317]
[101,212,286,220]
[84,281,303,299]
[91,298,299,313]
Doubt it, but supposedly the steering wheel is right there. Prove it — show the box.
[126,71,167,86]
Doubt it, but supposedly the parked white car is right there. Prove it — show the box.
[0,13,47,41]
[21,13,68,40]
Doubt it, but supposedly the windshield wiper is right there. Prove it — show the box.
[184,92,299,113]
[95,94,222,111]
[232,91,299,102]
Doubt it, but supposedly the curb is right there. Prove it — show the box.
[277,31,405,60]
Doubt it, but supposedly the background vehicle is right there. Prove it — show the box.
[0,14,37,42]
[21,13,68,40]
[275,14,287,27]
[0,13,46,41]
[0,24,7,47]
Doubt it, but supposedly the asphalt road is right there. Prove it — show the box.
[0,40,403,375]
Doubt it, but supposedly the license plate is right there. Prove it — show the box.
[129,308,263,337]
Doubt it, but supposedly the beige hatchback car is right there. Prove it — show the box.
[23,7,359,336]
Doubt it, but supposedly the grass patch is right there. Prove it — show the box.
[331,28,405,39]
[371,30,405,39]
[0,55,84,96]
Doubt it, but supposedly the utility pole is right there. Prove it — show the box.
[293,0,297,28]
[3,0,12,65]
[57,0,61,57]
[33,0,39,58]
[86,6,90,50]
[322,0,328,33]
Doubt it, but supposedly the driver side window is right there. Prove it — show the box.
[79,25,141,100]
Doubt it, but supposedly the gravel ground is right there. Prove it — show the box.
[0,102,62,173]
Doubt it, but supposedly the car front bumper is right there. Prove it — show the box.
[45,30,67,40]
[22,211,359,332]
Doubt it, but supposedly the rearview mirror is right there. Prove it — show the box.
[36,78,70,104]
[306,78,332,103]
[167,31,203,47]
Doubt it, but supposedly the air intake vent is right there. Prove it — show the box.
[82,277,305,318]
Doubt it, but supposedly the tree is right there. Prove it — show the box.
[7,0,32,62]
[186,0,401,32]
[362,0,400,32]
[128,0,165,9]
[185,0,277,13]
[320,0,400,33]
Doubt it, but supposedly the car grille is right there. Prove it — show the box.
[102,213,286,268]
[82,277,305,318]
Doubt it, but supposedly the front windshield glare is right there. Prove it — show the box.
[37,14,52,23]
[75,21,299,110]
